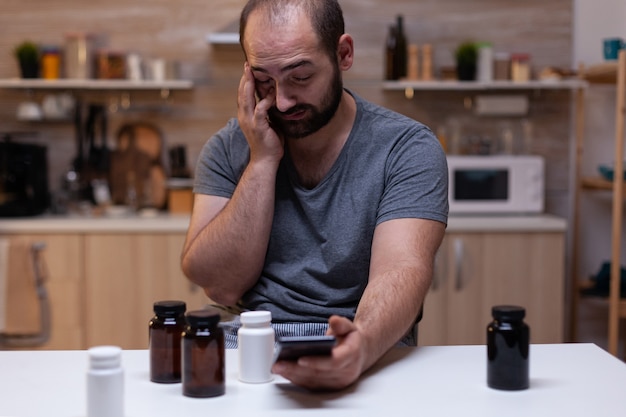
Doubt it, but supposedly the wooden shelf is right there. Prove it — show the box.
[579,290,626,317]
[571,49,626,358]
[0,78,193,91]
[581,176,626,191]
[582,62,619,84]
[382,79,587,91]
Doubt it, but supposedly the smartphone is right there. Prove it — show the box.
[274,335,337,362]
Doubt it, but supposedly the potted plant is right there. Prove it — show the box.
[455,41,478,81]
[14,41,40,78]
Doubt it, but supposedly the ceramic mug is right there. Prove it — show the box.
[16,101,43,121]
[603,37,624,60]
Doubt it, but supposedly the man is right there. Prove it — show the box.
[181,0,448,391]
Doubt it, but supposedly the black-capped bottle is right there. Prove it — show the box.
[487,305,530,390]
[385,25,398,80]
[149,300,186,383]
[394,15,408,80]
[182,308,225,398]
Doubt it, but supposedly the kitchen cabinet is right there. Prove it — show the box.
[571,49,626,356]
[0,233,84,350]
[0,215,565,349]
[84,233,207,349]
[1,219,208,350]
[419,230,565,346]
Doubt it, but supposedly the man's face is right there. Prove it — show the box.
[264,63,342,139]
[243,10,343,139]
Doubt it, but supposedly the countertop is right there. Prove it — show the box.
[0,213,567,234]
[0,344,623,417]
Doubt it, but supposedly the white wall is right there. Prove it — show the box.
[573,0,626,66]
[573,0,626,280]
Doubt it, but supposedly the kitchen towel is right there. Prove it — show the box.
[0,238,8,332]
[0,238,41,334]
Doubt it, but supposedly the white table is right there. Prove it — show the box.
[1,343,624,417]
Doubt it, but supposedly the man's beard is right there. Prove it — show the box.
[267,66,343,139]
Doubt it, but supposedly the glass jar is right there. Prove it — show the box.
[64,32,93,79]
[41,46,61,80]
[493,52,511,81]
[182,309,225,398]
[511,53,531,82]
[487,305,530,390]
[149,300,186,383]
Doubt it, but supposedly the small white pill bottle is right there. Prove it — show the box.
[87,345,124,417]
[238,310,275,383]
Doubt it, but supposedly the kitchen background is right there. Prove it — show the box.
[0,0,625,350]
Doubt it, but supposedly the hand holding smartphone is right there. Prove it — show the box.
[274,335,337,362]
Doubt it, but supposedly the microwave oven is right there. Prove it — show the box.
[447,155,544,214]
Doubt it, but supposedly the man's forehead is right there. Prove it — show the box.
[243,11,319,64]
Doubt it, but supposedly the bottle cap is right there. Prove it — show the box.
[153,300,186,316]
[510,53,530,61]
[240,310,272,325]
[186,309,221,327]
[88,345,122,369]
[492,305,525,320]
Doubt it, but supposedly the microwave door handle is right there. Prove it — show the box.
[454,238,464,291]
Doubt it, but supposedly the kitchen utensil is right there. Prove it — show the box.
[85,103,110,175]
[16,101,43,121]
[109,122,168,209]
[41,94,74,120]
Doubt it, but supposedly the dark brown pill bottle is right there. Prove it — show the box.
[487,305,530,390]
[182,308,225,398]
[149,300,186,383]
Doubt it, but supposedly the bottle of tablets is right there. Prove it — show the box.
[487,305,530,390]
[238,311,275,383]
[87,345,124,417]
[149,300,186,383]
[182,309,225,397]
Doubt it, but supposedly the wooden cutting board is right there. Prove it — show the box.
[109,122,168,209]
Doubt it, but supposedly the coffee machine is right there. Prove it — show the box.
[0,136,49,217]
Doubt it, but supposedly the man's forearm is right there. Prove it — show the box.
[182,161,278,305]
[353,265,430,371]
[354,218,444,373]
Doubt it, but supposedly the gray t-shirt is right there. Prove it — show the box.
[194,91,448,322]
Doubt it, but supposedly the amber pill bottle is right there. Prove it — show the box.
[149,300,186,383]
[487,305,530,390]
[182,309,225,398]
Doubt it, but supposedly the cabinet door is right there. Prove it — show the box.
[420,234,486,346]
[419,231,565,346]
[1,233,84,350]
[481,233,564,343]
[84,233,207,349]
[445,234,486,345]
[417,236,449,346]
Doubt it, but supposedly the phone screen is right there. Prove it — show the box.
[274,335,337,362]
